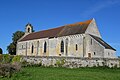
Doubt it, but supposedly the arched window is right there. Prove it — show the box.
[37,41,39,48]
[76,44,78,51]
[28,27,30,33]
[61,40,64,53]
[31,45,34,54]
[94,52,96,55]
[44,42,47,53]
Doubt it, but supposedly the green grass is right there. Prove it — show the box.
[0,67,120,80]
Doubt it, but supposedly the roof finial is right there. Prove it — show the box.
[26,22,32,26]
[28,22,30,24]
[92,18,95,21]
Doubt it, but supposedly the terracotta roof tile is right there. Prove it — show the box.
[19,19,92,42]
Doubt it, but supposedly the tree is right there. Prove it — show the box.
[0,48,3,54]
[7,31,24,55]
[12,31,25,44]
[7,43,16,55]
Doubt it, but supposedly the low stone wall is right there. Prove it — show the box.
[22,56,120,68]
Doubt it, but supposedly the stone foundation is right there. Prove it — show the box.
[22,56,120,68]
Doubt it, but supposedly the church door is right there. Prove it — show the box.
[88,53,91,58]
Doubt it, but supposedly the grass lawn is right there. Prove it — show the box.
[0,67,120,80]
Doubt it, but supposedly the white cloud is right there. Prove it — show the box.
[81,0,120,17]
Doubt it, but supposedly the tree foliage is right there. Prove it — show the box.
[12,31,25,44]
[0,48,2,54]
[7,31,24,55]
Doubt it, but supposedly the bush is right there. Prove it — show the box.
[0,63,21,78]
[12,62,21,72]
[12,55,21,63]
[9,55,14,63]
[0,54,22,64]
[21,60,30,67]
[56,59,66,67]
[0,55,2,62]
[2,54,10,63]
[21,61,42,67]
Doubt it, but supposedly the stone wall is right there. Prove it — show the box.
[17,34,85,57]
[22,56,120,68]
[85,34,105,58]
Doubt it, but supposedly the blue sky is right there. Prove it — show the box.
[0,0,120,56]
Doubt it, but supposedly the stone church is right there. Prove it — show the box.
[16,18,116,58]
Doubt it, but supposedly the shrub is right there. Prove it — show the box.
[0,54,19,63]
[56,59,66,67]
[21,59,42,67]
[0,55,2,62]
[9,55,14,63]
[0,63,21,78]
[12,62,21,72]
[21,60,29,67]
[61,58,65,65]
[12,55,21,63]
[2,54,10,63]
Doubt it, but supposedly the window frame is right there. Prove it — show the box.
[61,40,64,53]
[76,44,78,51]
[44,42,47,53]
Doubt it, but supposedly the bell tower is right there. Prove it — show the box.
[25,23,33,35]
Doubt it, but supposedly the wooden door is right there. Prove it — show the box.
[88,53,91,58]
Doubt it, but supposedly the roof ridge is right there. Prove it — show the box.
[65,19,92,27]
[28,26,65,34]
[29,19,92,34]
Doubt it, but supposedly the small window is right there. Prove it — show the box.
[28,28,30,33]
[76,44,78,51]
[108,52,110,56]
[61,40,64,53]
[91,39,92,45]
[94,52,96,55]
[37,41,39,47]
[31,45,34,53]
[44,42,47,53]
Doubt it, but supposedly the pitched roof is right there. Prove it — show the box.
[90,35,116,51]
[19,19,92,42]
